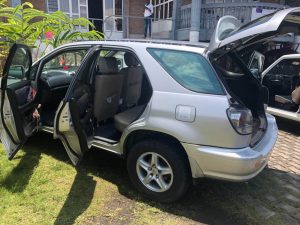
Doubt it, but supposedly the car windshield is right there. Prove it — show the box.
[43,50,87,71]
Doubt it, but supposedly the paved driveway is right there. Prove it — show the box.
[261,118,300,225]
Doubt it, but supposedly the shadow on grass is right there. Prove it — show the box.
[54,169,97,225]
[2,146,41,193]
[5,121,300,225]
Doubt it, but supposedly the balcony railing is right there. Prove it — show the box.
[179,2,285,30]
[180,4,191,29]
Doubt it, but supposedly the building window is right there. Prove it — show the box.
[103,0,123,32]
[47,0,88,19]
[11,0,21,7]
[47,0,88,30]
[153,0,173,21]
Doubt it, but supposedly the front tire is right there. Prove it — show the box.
[127,140,191,203]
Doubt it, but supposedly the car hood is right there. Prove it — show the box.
[207,7,300,57]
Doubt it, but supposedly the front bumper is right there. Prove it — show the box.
[183,114,278,181]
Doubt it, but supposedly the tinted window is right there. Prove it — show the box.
[148,48,224,95]
[216,54,244,75]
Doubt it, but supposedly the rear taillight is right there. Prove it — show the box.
[227,106,253,135]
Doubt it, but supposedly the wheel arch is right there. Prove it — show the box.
[123,129,192,175]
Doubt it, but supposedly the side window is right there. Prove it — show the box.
[7,47,30,85]
[148,48,224,95]
[42,50,87,76]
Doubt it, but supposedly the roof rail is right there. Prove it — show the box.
[105,39,209,48]
[69,39,208,48]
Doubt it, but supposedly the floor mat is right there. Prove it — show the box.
[94,122,121,142]
[40,110,56,127]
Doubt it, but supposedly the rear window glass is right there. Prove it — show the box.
[230,12,274,36]
[147,48,224,95]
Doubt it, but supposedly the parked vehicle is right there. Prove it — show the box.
[1,7,299,202]
[249,52,300,121]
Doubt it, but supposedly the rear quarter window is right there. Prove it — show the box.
[147,48,224,95]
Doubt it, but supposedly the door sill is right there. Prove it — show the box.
[39,126,54,134]
[94,135,118,144]
[91,138,122,155]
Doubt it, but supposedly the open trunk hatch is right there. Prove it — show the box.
[208,8,300,56]
[209,8,300,146]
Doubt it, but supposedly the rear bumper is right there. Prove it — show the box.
[183,114,278,181]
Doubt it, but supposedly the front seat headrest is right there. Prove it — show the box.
[124,52,139,67]
[98,57,118,74]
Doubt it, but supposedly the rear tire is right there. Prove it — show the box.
[127,139,191,203]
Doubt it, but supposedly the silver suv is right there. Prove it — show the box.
[1,8,298,202]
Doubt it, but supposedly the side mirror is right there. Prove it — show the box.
[261,85,269,105]
[8,65,25,80]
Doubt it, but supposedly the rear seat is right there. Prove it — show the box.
[120,52,143,108]
[275,86,300,106]
[114,53,145,132]
[93,57,123,122]
[114,105,145,132]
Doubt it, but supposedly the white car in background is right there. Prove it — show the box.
[262,54,300,121]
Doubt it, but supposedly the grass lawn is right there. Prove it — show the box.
[0,132,294,225]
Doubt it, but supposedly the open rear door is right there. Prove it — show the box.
[0,44,36,159]
[54,45,101,165]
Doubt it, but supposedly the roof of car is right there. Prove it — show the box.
[33,39,208,64]
[59,39,208,52]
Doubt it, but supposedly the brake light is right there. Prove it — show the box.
[227,106,253,135]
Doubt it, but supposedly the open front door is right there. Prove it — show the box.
[0,44,36,159]
[262,54,300,79]
[54,45,101,165]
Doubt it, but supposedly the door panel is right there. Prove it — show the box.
[54,46,100,165]
[0,44,35,159]
[54,102,84,165]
